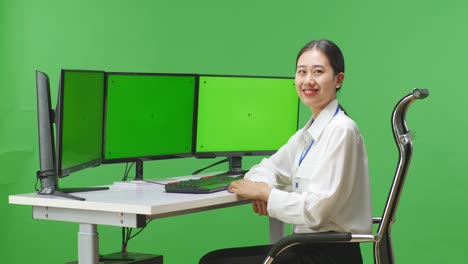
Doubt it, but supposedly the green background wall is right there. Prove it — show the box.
[1,0,467,263]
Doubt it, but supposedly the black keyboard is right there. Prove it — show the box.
[164,173,244,194]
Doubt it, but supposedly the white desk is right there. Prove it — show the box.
[9,178,285,264]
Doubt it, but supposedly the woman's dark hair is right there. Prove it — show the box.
[296,39,345,76]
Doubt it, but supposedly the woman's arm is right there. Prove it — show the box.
[267,123,369,230]
[244,130,302,186]
[229,130,304,216]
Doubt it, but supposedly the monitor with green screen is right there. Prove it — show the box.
[195,75,299,172]
[104,73,196,163]
[56,70,105,177]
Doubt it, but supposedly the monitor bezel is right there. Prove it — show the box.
[55,69,106,178]
[102,71,199,165]
[193,74,300,159]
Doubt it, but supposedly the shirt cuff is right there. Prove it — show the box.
[267,188,289,218]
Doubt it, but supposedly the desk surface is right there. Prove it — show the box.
[9,177,249,218]
[9,175,282,264]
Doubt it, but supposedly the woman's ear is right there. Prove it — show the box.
[335,72,345,89]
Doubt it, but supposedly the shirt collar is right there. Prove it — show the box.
[302,99,340,142]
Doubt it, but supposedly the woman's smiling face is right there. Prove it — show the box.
[295,48,344,117]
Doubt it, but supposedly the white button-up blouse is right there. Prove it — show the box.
[245,99,372,234]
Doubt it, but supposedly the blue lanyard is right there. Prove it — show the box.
[298,105,340,167]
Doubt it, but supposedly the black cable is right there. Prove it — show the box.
[128,221,153,240]
[121,227,127,252]
[139,179,166,185]
[121,220,154,252]
[121,227,131,253]
[192,158,229,175]
[122,162,135,181]
[126,163,134,180]
[126,227,132,244]
[35,177,40,191]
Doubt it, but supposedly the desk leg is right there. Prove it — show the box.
[269,217,285,244]
[78,224,99,264]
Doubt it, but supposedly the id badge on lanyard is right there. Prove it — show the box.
[294,105,340,191]
[292,164,299,191]
[293,139,310,191]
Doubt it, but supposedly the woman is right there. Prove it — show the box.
[199,39,372,264]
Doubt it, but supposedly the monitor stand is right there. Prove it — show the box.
[226,156,247,175]
[228,156,244,174]
[37,186,108,201]
[37,186,84,201]
[135,160,144,180]
[37,170,109,201]
[121,160,145,182]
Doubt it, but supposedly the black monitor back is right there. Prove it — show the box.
[36,71,58,189]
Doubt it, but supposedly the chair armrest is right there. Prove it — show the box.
[266,232,352,259]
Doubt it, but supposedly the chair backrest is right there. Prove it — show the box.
[263,89,430,264]
[374,88,429,264]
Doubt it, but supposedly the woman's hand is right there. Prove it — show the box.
[252,200,268,216]
[228,179,272,201]
[228,179,272,216]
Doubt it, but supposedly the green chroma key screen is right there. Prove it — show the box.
[58,70,105,176]
[196,76,299,155]
[104,73,196,161]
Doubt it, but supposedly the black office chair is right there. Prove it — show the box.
[263,88,429,264]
